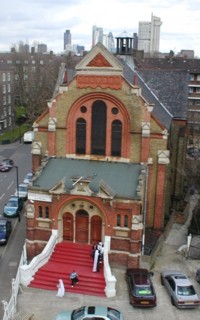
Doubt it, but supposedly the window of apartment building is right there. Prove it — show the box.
[4,119,7,128]
[24,74,28,80]
[190,74,194,81]
[31,66,36,73]
[15,74,19,81]
[8,95,11,104]
[197,75,200,81]
[7,73,10,81]
[16,60,20,64]
[2,73,6,82]
[3,107,7,116]
[40,60,44,65]
[32,60,36,64]
[196,88,200,93]
[3,84,6,93]
[7,60,12,64]
[7,83,11,93]
[8,105,11,115]
[3,96,6,105]
[8,117,11,126]
[24,60,29,64]
[189,87,193,93]
[23,66,28,73]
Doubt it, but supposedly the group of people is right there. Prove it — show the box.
[92,241,104,272]
[56,270,79,297]
[56,241,104,297]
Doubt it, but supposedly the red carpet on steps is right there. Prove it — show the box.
[28,242,106,297]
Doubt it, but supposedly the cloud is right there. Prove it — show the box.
[0,0,200,56]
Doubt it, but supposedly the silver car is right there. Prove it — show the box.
[54,306,124,320]
[161,270,200,308]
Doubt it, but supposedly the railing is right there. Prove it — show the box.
[104,236,117,297]
[2,243,26,320]
[2,231,116,319]
[20,229,58,286]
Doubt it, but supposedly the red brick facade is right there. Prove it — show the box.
[27,43,169,267]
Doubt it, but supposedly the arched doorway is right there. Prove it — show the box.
[91,215,102,244]
[75,210,89,242]
[63,212,73,241]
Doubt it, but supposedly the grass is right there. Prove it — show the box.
[0,124,31,144]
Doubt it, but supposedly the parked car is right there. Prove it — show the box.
[0,219,12,245]
[14,183,28,200]
[54,306,124,320]
[195,268,200,283]
[161,270,200,308]
[23,131,34,143]
[23,172,33,184]
[3,195,23,218]
[125,268,157,307]
[0,158,14,172]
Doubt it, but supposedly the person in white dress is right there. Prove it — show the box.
[56,279,65,297]
[93,248,99,272]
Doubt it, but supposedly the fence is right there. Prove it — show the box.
[2,244,27,320]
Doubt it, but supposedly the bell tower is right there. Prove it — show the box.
[116,31,134,55]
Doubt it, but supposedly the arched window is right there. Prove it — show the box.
[111,120,122,156]
[91,100,106,155]
[76,118,86,154]
[124,215,128,227]
[117,214,121,227]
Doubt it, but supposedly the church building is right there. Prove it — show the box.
[26,42,171,268]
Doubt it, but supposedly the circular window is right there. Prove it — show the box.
[112,107,119,115]
[80,106,87,113]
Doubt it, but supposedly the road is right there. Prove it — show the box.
[0,141,32,318]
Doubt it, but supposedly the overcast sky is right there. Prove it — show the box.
[1,0,200,56]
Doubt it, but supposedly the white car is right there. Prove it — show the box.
[23,172,33,184]
[15,183,28,200]
[23,131,34,143]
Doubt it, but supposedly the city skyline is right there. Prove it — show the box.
[1,0,200,56]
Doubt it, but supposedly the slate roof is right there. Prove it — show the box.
[132,58,190,127]
[32,158,143,200]
[133,57,200,73]
[119,58,174,129]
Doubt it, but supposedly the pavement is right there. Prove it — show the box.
[15,194,200,320]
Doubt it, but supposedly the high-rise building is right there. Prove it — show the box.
[64,30,72,50]
[92,25,104,47]
[138,13,162,55]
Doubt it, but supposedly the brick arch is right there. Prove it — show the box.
[66,92,131,158]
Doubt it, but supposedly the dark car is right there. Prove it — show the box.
[161,270,200,308]
[125,268,157,307]
[0,219,12,245]
[0,159,14,172]
[195,269,200,283]
[3,195,23,218]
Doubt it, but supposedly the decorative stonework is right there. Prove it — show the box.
[141,122,150,137]
[157,150,170,164]
[31,141,42,155]
[76,75,122,89]
[131,215,143,230]
[87,53,112,67]
[48,117,57,131]
[26,204,35,218]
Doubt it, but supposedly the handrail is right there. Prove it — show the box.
[20,229,58,286]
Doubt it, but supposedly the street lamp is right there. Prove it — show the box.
[14,166,19,199]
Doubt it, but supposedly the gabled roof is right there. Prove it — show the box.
[75,42,123,76]
[32,158,144,200]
